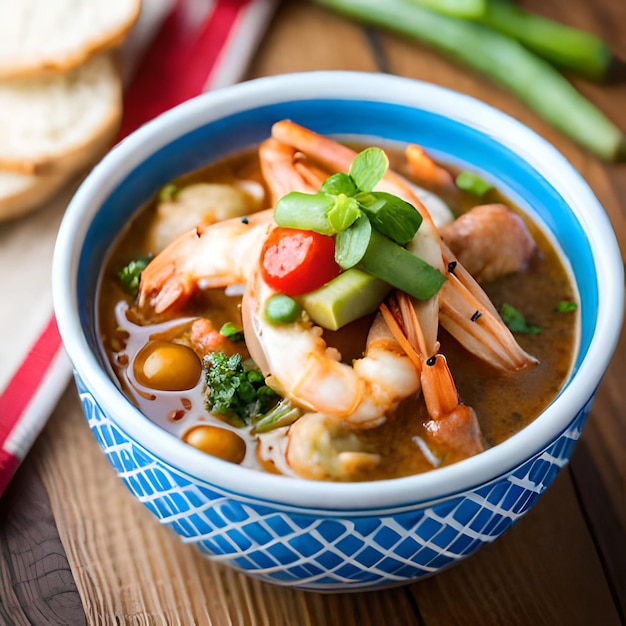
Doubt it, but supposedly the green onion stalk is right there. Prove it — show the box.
[316,0,626,162]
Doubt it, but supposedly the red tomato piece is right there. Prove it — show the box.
[260,227,341,296]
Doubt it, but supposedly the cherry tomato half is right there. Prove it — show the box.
[260,227,341,296]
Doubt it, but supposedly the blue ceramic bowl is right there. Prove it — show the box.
[53,72,623,591]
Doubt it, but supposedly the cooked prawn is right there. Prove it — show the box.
[259,138,326,205]
[439,242,538,371]
[284,412,381,481]
[270,120,536,372]
[146,180,266,253]
[138,208,274,314]
[242,267,421,429]
[380,292,484,459]
[405,143,456,193]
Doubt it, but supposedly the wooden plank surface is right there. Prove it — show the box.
[0,0,624,623]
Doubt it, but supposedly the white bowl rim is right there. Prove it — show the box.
[52,71,624,511]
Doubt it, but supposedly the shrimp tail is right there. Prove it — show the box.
[405,144,456,192]
[440,243,538,372]
[421,354,484,458]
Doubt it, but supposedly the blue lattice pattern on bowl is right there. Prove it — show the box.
[78,374,592,591]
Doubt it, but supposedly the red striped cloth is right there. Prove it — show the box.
[0,0,277,496]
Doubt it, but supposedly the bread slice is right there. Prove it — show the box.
[0,53,123,175]
[0,0,141,78]
[0,170,72,222]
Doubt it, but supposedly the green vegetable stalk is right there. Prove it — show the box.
[408,0,617,81]
[471,0,615,82]
[406,0,486,18]
[316,0,626,162]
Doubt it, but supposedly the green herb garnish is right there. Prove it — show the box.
[455,170,493,197]
[272,146,444,301]
[274,146,422,244]
[219,322,244,342]
[159,184,179,202]
[204,352,279,425]
[117,256,152,297]
[252,398,303,433]
[556,300,578,313]
[500,303,542,334]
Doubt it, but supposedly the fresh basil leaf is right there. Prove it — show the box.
[358,190,422,244]
[335,213,372,269]
[349,147,389,192]
[321,172,358,196]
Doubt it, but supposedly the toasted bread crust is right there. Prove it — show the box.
[0,54,123,175]
[0,0,141,79]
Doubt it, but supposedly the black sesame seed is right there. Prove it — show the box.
[471,310,481,322]
[426,356,437,366]
[241,216,249,224]
[447,261,457,274]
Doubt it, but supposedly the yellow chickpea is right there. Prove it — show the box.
[133,340,201,391]
[183,425,247,464]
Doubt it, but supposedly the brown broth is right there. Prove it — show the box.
[97,142,578,481]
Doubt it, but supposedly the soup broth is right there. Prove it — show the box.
[98,132,578,481]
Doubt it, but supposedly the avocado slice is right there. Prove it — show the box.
[298,268,392,331]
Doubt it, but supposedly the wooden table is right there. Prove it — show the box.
[1,1,624,623]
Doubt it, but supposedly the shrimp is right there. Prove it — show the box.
[242,267,421,429]
[284,413,381,481]
[380,292,484,460]
[259,138,326,205]
[146,180,266,253]
[137,139,326,316]
[440,203,537,282]
[405,143,456,193]
[138,208,274,314]
[270,120,536,372]
[438,242,538,371]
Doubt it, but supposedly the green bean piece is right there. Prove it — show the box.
[316,0,626,162]
[475,0,614,82]
[406,0,485,18]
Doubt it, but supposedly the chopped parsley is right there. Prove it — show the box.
[556,300,578,313]
[204,352,278,426]
[455,170,493,197]
[117,255,152,297]
[500,303,542,334]
[219,322,244,342]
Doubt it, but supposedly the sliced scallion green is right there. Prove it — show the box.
[274,191,337,234]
